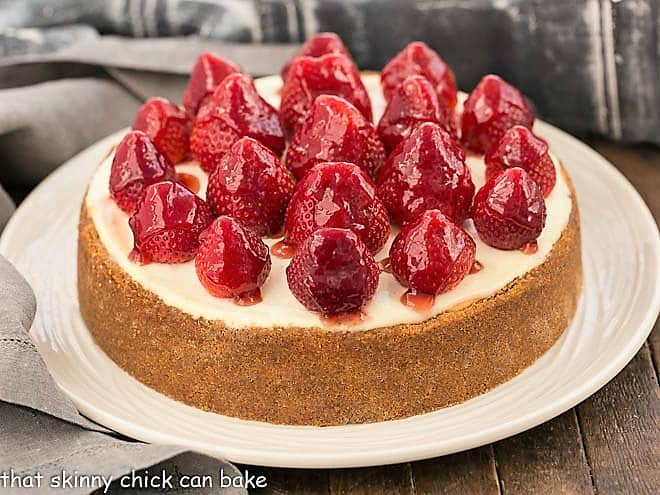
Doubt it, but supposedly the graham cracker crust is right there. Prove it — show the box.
[77,182,581,426]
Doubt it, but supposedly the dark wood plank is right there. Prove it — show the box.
[412,446,500,495]
[589,140,659,219]
[649,318,660,378]
[6,186,31,205]
[246,467,329,495]
[493,410,594,494]
[576,344,660,495]
[329,463,413,495]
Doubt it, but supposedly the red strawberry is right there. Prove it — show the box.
[132,97,191,165]
[109,130,176,214]
[280,53,372,137]
[472,167,546,249]
[284,162,390,253]
[377,75,456,154]
[128,181,213,264]
[286,228,379,316]
[461,75,534,153]
[484,125,556,197]
[182,52,242,116]
[285,95,385,180]
[389,209,476,295]
[207,137,296,236]
[195,216,271,302]
[376,122,474,225]
[190,73,285,173]
[281,32,352,81]
[381,42,458,111]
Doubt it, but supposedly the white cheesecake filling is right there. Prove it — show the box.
[85,74,572,330]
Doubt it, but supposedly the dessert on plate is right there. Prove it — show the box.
[78,34,582,425]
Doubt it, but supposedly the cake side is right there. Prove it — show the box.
[78,184,581,425]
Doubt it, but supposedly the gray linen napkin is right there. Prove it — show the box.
[0,36,297,185]
[0,255,246,495]
[0,36,297,495]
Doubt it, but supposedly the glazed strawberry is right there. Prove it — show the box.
[285,95,384,180]
[472,167,546,250]
[132,97,191,165]
[281,32,352,81]
[128,181,213,264]
[207,137,295,236]
[195,216,271,303]
[381,42,458,111]
[284,162,390,253]
[377,75,456,153]
[286,228,379,316]
[484,125,556,197]
[461,75,534,153]
[182,52,242,116]
[190,73,285,173]
[109,130,176,214]
[280,53,372,137]
[376,122,474,225]
[389,209,476,295]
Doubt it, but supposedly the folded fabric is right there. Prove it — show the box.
[0,78,140,186]
[0,36,297,187]
[0,254,247,495]
[3,1,659,143]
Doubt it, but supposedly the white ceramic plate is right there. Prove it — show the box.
[1,120,659,469]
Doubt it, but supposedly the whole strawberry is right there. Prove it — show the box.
[195,216,271,303]
[109,130,176,214]
[381,42,458,111]
[207,137,296,236]
[472,167,547,250]
[132,97,191,165]
[128,181,214,264]
[286,228,380,317]
[461,75,534,153]
[376,122,474,225]
[280,53,372,137]
[485,125,556,197]
[182,52,242,116]
[377,75,456,154]
[190,73,285,173]
[284,162,390,253]
[281,32,352,81]
[285,95,385,180]
[390,209,476,295]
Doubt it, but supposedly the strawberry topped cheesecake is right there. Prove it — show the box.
[78,34,581,425]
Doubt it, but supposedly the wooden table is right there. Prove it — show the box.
[241,140,660,495]
[7,140,657,495]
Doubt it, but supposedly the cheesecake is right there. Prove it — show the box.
[78,36,582,425]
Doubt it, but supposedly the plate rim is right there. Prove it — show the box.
[1,123,659,469]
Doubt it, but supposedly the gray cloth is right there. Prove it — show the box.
[2,1,659,143]
[0,256,246,495]
[0,78,140,186]
[0,36,297,184]
[0,257,101,430]
[0,36,298,495]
